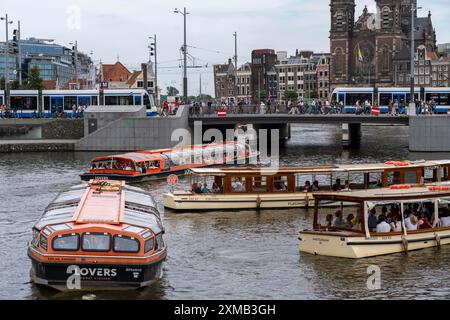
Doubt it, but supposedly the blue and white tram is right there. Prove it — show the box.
[331,87,422,114]
[424,88,450,114]
[0,89,155,118]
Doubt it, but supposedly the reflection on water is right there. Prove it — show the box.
[2,124,450,300]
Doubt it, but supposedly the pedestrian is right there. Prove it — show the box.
[259,101,266,114]
[71,104,77,118]
[393,99,399,116]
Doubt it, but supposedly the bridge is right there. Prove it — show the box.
[188,113,410,148]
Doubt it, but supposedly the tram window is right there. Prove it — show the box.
[64,96,78,110]
[406,93,419,104]
[92,96,98,105]
[113,235,140,253]
[43,96,50,110]
[346,93,372,106]
[144,238,155,253]
[426,93,450,106]
[11,96,38,111]
[82,233,111,252]
[379,93,392,106]
[52,234,80,251]
[0,96,3,105]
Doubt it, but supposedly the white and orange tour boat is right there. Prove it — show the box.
[80,141,257,183]
[299,184,450,259]
[164,160,450,211]
[28,180,166,291]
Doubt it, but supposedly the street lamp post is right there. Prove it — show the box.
[233,32,238,105]
[149,34,158,105]
[409,5,422,116]
[1,14,14,109]
[174,7,189,102]
[70,41,79,89]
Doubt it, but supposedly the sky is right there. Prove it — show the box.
[2,0,450,96]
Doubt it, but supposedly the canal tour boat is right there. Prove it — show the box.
[163,160,450,211]
[80,141,256,183]
[28,180,166,291]
[299,185,450,259]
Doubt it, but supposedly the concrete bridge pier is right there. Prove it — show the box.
[342,123,361,148]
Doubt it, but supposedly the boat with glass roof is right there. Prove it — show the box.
[28,180,166,291]
[80,141,257,183]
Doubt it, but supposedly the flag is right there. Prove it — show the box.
[357,45,364,63]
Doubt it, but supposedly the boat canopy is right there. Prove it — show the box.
[188,160,450,176]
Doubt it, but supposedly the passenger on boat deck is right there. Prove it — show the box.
[368,208,378,230]
[212,183,221,193]
[303,181,312,192]
[346,214,355,227]
[201,183,211,193]
[440,209,450,227]
[376,215,392,233]
[332,179,342,191]
[342,180,352,191]
[404,213,419,231]
[312,181,320,192]
[418,213,433,229]
[332,210,346,227]
[191,183,202,194]
[390,213,403,232]
[325,214,333,227]
[232,179,244,191]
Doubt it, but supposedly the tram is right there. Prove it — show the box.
[331,87,450,114]
[0,89,155,118]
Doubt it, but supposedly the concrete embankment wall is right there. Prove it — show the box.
[42,119,84,139]
[409,116,450,152]
[0,140,76,153]
[75,106,190,151]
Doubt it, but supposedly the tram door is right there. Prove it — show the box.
[393,93,406,114]
[50,96,64,113]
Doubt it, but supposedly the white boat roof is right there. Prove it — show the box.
[189,160,450,176]
[314,185,450,201]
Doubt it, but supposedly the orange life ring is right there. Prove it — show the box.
[390,184,411,190]
[385,161,411,167]
[428,186,450,191]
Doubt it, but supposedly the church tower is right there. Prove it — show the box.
[330,0,356,86]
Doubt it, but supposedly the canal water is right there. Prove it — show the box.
[1,124,450,300]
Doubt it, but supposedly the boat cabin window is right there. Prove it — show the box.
[113,235,140,253]
[155,233,165,251]
[273,176,288,192]
[40,235,48,250]
[52,234,80,251]
[386,171,402,185]
[424,168,435,183]
[82,232,111,252]
[144,238,155,253]
[252,176,269,192]
[231,177,246,192]
[404,170,418,184]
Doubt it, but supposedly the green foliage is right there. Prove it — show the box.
[283,90,298,101]
[166,86,179,96]
[24,65,45,90]
[258,90,269,101]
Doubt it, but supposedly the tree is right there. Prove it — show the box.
[166,86,179,97]
[24,65,45,90]
[258,90,269,101]
[283,90,298,102]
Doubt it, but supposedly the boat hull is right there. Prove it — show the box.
[29,257,165,292]
[163,192,355,211]
[299,229,450,259]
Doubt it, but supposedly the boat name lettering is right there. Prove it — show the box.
[312,238,330,242]
[71,267,118,277]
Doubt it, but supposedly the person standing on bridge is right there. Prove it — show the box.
[259,101,266,114]
[392,99,399,116]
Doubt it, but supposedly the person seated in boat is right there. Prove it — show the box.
[332,179,342,191]
[212,182,221,193]
[418,213,433,230]
[312,181,320,192]
[376,215,392,233]
[303,181,312,192]
[191,183,202,194]
[390,213,403,232]
[346,214,355,228]
[342,180,352,192]
[404,213,419,231]
[332,210,346,227]
[368,208,378,230]
[232,178,245,192]
[201,183,211,194]
[325,214,333,227]
[276,181,287,191]
[440,209,450,227]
